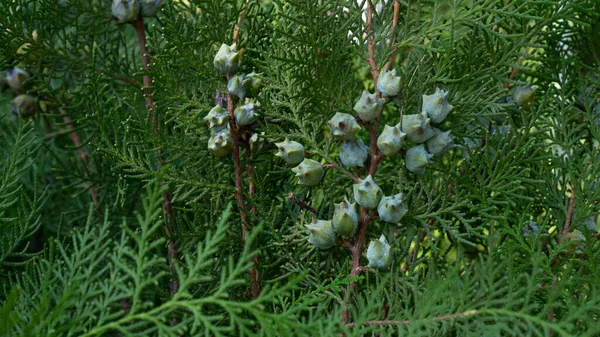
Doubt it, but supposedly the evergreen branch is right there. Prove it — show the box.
[345,308,478,328]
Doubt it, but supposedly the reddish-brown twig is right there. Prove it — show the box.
[58,107,99,209]
[366,1,379,87]
[385,1,401,71]
[130,17,180,301]
[288,192,318,216]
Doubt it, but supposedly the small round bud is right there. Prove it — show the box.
[422,88,453,123]
[208,129,233,157]
[6,68,30,93]
[401,113,435,143]
[11,94,37,118]
[367,235,393,270]
[214,43,240,74]
[292,159,324,186]
[353,175,382,209]
[140,0,163,17]
[340,139,368,168]
[327,113,361,140]
[425,128,454,155]
[203,105,228,131]
[111,0,140,23]
[405,144,433,174]
[377,124,406,156]
[512,85,535,110]
[305,220,336,249]
[377,193,407,223]
[234,102,258,126]
[332,198,358,237]
[377,69,401,98]
[353,90,383,121]
[274,138,305,165]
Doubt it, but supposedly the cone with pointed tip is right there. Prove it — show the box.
[340,139,368,167]
[353,90,383,121]
[234,102,258,126]
[353,175,382,209]
[203,105,228,131]
[401,113,435,143]
[292,159,324,186]
[214,43,240,74]
[367,235,393,270]
[140,0,163,17]
[208,129,233,157]
[274,138,305,165]
[377,124,406,156]
[305,220,336,249]
[426,128,454,155]
[11,94,37,118]
[111,0,140,23]
[377,193,407,223]
[327,113,361,140]
[405,144,433,173]
[332,198,358,237]
[422,88,453,123]
[377,69,401,98]
[512,85,535,110]
[6,68,29,93]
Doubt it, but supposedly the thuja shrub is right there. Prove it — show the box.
[1,1,599,336]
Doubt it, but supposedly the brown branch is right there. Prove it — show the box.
[233,0,251,45]
[130,17,180,302]
[58,107,99,210]
[345,309,478,328]
[323,162,360,183]
[288,192,318,216]
[560,190,576,240]
[95,69,141,87]
[366,1,379,87]
[385,0,401,71]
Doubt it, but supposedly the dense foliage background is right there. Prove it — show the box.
[1,0,599,336]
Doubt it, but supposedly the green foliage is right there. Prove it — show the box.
[0,0,599,335]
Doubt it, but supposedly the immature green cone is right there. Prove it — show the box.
[227,74,252,99]
[214,43,240,74]
[140,0,163,17]
[405,144,433,174]
[401,113,435,143]
[6,68,29,93]
[327,113,361,140]
[367,235,393,270]
[332,198,358,237]
[305,220,336,249]
[234,102,258,126]
[208,129,233,157]
[274,138,305,165]
[426,128,454,155]
[422,88,453,123]
[340,139,368,168]
[111,0,140,23]
[377,124,406,156]
[353,175,382,209]
[377,69,401,98]
[292,159,324,186]
[353,90,383,121]
[203,105,228,131]
[377,193,407,223]
[11,94,37,118]
[512,85,535,110]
